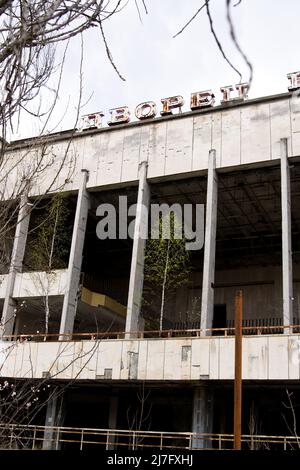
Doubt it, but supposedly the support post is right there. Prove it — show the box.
[43,394,65,450]
[107,394,118,450]
[192,387,214,449]
[125,161,150,337]
[59,170,89,339]
[280,138,293,331]
[200,149,218,336]
[233,290,243,450]
[1,195,30,338]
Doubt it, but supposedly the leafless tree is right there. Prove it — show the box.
[0,1,141,139]
[0,325,104,448]
[282,389,300,449]
[127,382,152,448]
[247,401,270,450]
[0,1,147,294]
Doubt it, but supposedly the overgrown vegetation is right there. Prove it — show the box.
[26,195,72,272]
[142,212,191,330]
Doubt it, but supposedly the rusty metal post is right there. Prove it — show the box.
[234,290,243,450]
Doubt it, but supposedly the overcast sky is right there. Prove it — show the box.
[13,0,300,139]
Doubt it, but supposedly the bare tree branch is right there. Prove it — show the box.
[206,1,242,82]
[173,1,209,39]
[226,0,253,86]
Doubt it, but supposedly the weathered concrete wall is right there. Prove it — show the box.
[0,269,67,299]
[1,334,299,381]
[2,95,300,199]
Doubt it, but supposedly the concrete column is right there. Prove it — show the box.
[107,395,118,450]
[1,195,30,338]
[59,169,90,339]
[200,150,218,336]
[192,387,214,449]
[280,138,293,330]
[125,161,150,336]
[43,394,65,450]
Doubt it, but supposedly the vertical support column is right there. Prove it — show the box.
[280,138,293,330]
[192,387,214,449]
[43,394,65,450]
[59,169,90,339]
[107,394,118,450]
[1,195,30,338]
[200,149,218,336]
[125,161,150,337]
[233,290,243,450]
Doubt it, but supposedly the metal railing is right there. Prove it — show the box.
[0,423,299,450]
[2,323,300,343]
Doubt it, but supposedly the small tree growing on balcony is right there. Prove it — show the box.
[27,194,71,272]
[25,194,72,336]
[143,212,191,331]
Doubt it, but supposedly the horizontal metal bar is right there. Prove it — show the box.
[0,423,299,449]
[2,323,300,342]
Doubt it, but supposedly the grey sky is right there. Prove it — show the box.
[13,0,300,139]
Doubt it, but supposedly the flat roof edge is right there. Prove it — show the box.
[7,91,292,151]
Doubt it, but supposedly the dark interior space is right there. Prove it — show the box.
[82,187,138,306]
[213,382,300,449]
[61,384,193,449]
[216,166,282,269]
[44,382,300,450]
[212,304,227,334]
[216,163,300,268]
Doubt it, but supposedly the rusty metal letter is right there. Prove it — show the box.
[108,106,130,126]
[220,85,234,103]
[190,90,215,110]
[235,82,249,100]
[160,95,184,115]
[79,112,104,131]
[287,71,300,91]
[135,101,157,120]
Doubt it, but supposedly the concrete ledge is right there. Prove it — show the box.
[0,269,68,299]
[0,334,299,381]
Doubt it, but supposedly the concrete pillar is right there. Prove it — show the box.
[200,150,218,336]
[125,161,150,336]
[1,195,30,338]
[59,170,90,339]
[192,387,214,449]
[107,395,118,450]
[43,394,65,450]
[280,138,293,330]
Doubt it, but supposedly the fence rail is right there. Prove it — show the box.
[0,423,299,450]
[2,322,300,342]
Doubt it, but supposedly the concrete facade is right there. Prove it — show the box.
[1,90,300,448]
[1,93,299,199]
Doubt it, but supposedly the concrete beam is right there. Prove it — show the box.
[192,387,214,449]
[59,170,90,339]
[280,138,293,329]
[1,195,30,338]
[125,161,150,337]
[200,150,218,336]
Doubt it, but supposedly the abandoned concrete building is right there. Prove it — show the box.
[1,77,300,450]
